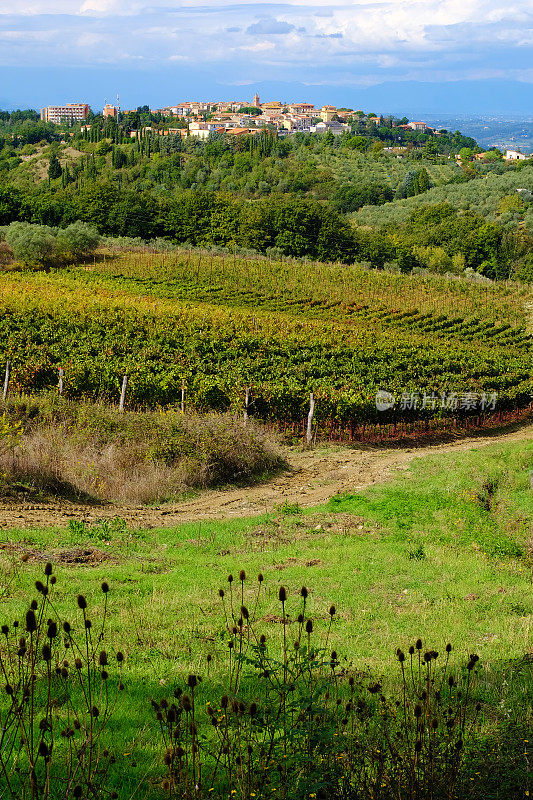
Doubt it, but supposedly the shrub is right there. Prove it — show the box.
[4,221,58,266]
[4,220,99,267]
[56,220,100,260]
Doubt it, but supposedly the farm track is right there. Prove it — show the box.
[1,424,532,530]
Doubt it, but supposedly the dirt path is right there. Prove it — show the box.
[1,424,531,531]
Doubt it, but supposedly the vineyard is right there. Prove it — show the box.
[0,250,531,431]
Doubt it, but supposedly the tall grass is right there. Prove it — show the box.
[0,396,283,504]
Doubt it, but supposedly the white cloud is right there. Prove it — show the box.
[246,18,295,35]
[0,0,530,87]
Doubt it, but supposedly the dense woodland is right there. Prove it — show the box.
[0,108,532,280]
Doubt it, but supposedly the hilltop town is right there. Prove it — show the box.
[41,95,438,139]
[37,97,530,162]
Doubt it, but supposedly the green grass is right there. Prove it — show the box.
[0,437,531,797]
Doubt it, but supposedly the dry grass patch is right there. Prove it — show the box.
[0,395,284,504]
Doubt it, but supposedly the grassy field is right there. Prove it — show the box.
[0,436,531,798]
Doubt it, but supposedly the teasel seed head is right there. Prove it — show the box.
[25,610,37,633]
[219,589,225,598]
[227,574,233,584]
[446,643,452,653]
[279,586,287,603]
[101,582,109,594]
[44,563,53,577]
[416,639,422,650]
[305,620,313,634]
[239,570,246,581]
[329,605,336,617]
[258,573,264,583]
[77,595,87,610]
[241,605,249,620]
[300,586,308,599]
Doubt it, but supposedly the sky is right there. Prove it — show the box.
[0,1,532,115]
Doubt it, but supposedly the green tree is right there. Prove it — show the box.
[48,153,62,180]
[56,221,100,260]
[4,221,57,266]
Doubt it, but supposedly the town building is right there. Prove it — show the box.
[505,149,528,161]
[103,104,118,118]
[310,121,348,135]
[320,105,337,122]
[41,103,90,124]
[406,121,430,132]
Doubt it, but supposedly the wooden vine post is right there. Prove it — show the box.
[119,375,128,412]
[58,368,64,396]
[2,361,10,401]
[244,387,251,425]
[181,380,186,413]
[306,392,315,445]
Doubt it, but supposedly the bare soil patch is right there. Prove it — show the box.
[0,543,117,565]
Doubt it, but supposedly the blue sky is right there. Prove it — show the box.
[0,1,532,114]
